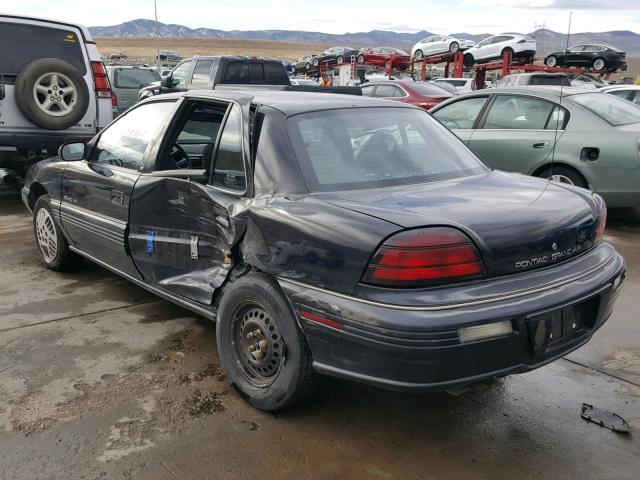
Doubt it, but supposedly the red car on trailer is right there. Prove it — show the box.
[357,47,412,70]
[360,80,453,110]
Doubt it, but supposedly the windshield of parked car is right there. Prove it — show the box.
[114,68,161,88]
[288,107,487,192]
[571,92,640,126]
[407,82,453,97]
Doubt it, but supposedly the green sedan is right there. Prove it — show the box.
[430,87,640,207]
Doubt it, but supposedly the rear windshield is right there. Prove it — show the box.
[0,23,87,78]
[438,79,467,87]
[222,61,289,85]
[114,68,161,88]
[571,92,640,126]
[408,82,452,97]
[288,107,487,192]
[528,75,570,86]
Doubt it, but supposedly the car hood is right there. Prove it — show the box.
[318,171,600,277]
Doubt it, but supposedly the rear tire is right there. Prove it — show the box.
[33,195,82,271]
[216,272,316,411]
[592,57,606,71]
[336,55,344,64]
[501,47,514,59]
[357,54,365,63]
[536,166,588,189]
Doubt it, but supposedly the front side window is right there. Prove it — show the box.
[92,101,175,170]
[212,105,245,192]
[170,61,193,87]
[568,45,585,53]
[483,95,556,130]
[288,107,487,192]
[191,59,214,86]
[432,96,488,129]
[572,92,640,126]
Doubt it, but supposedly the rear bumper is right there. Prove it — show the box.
[279,244,624,391]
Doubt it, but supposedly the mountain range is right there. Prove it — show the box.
[89,19,640,56]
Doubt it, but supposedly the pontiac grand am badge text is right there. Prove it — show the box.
[515,244,588,270]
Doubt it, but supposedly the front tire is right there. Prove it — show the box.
[545,55,557,67]
[449,42,459,53]
[216,272,315,411]
[33,195,82,271]
[463,53,474,67]
[414,49,424,61]
[357,54,365,63]
[501,47,514,59]
[336,55,344,64]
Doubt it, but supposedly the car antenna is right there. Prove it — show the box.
[549,11,572,183]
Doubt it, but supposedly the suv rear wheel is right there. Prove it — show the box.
[15,58,90,130]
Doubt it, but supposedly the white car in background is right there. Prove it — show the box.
[432,77,476,94]
[463,33,536,66]
[600,85,640,106]
[411,35,476,61]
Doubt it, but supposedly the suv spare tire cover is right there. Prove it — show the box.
[14,58,90,130]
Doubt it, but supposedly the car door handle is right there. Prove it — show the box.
[532,142,549,149]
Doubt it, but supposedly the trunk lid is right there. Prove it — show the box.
[320,171,599,277]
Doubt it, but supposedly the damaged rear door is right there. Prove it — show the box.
[128,96,253,305]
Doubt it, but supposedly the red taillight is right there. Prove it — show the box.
[362,227,485,287]
[111,90,118,107]
[418,101,439,110]
[91,61,112,98]
[595,201,607,244]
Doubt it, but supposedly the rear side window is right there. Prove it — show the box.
[212,105,245,191]
[114,69,160,89]
[222,61,289,85]
[374,85,403,98]
[0,23,86,78]
[191,59,214,86]
[483,95,555,130]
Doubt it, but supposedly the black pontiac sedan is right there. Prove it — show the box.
[22,90,624,411]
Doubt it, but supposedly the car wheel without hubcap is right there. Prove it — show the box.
[545,55,557,67]
[536,166,587,189]
[414,50,423,61]
[357,54,365,63]
[549,174,575,185]
[233,303,285,385]
[450,42,459,53]
[336,55,344,64]
[35,208,58,263]
[593,58,606,71]
[32,72,78,117]
[312,58,319,67]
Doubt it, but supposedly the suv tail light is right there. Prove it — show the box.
[362,227,485,287]
[595,201,607,244]
[111,90,118,108]
[91,61,112,98]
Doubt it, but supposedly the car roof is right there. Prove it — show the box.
[156,89,414,115]
[0,13,93,41]
[463,86,592,99]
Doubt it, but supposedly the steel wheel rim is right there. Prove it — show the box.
[594,59,605,70]
[32,72,78,117]
[549,174,575,185]
[232,303,285,387]
[35,208,58,263]
[546,56,557,67]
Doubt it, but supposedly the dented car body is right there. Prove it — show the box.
[23,90,625,410]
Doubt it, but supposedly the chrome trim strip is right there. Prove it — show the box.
[69,246,217,321]
[278,258,612,312]
[60,202,126,228]
[60,214,125,245]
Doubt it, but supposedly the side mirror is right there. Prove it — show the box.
[161,75,173,87]
[59,142,86,161]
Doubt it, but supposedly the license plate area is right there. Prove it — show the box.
[527,295,600,357]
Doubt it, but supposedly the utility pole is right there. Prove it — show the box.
[154,0,161,65]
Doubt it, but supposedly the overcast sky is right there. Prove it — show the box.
[4,0,640,34]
